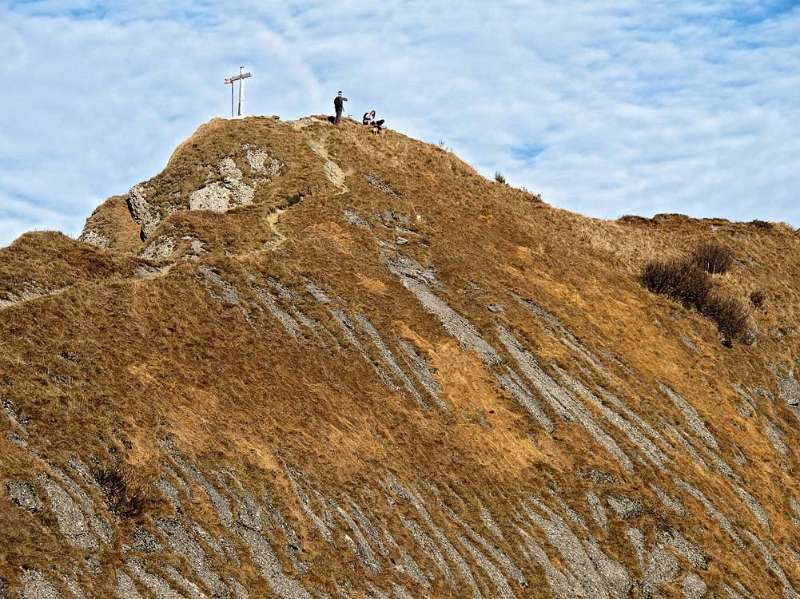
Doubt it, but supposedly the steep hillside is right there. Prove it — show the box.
[1,115,799,598]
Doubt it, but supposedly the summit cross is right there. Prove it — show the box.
[224,66,252,118]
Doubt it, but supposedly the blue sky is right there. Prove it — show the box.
[1,1,798,246]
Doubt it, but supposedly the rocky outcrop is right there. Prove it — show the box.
[127,183,162,239]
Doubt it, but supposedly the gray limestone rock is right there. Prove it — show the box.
[680,335,699,353]
[79,229,111,248]
[156,477,182,512]
[606,495,644,520]
[386,255,502,367]
[457,535,515,599]
[674,478,741,546]
[126,559,183,599]
[582,538,633,598]
[236,524,311,599]
[733,485,770,531]
[342,209,371,229]
[163,566,208,599]
[141,236,176,260]
[400,551,429,588]
[190,182,233,212]
[22,570,59,599]
[682,572,708,598]
[332,500,381,572]
[399,515,455,587]
[499,328,633,471]
[442,502,525,588]
[586,491,608,532]
[245,147,282,177]
[156,518,229,598]
[764,420,789,456]
[643,546,680,596]
[742,530,799,599]
[365,173,398,196]
[480,504,504,539]
[625,528,646,572]
[132,527,162,553]
[190,157,256,213]
[650,484,686,516]
[227,577,249,599]
[658,528,707,570]
[63,576,88,598]
[659,383,718,449]
[517,524,588,598]
[6,480,42,512]
[356,315,427,408]
[253,285,301,339]
[198,266,241,306]
[127,184,161,239]
[559,371,668,468]
[522,497,612,599]
[495,368,555,433]
[114,571,143,599]
[779,375,800,406]
[37,474,98,550]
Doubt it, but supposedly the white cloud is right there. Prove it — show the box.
[0,0,798,246]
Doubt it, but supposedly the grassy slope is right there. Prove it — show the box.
[1,116,798,596]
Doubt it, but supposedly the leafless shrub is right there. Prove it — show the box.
[642,255,752,343]
[701,290,750,341]
[92,465,147,519]
[750,290,766,309]
[618,215,651,225]
[641,259,711,306]
[691,242,734,274]
[749,220,772,229]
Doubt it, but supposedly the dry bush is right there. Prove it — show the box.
[750,290,766,309]
[92,465,148,519]
[617,215,651,225]
[701,290,750,340]
[691,242,734,274]
[642,257,750,341]
[641,259,711,306]
[749,219,772,229]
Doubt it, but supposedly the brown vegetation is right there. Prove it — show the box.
[92,464,148,519]
[691,241,734,274]
[641,240,756,341]
[749,219,773,229]
[750,289,766,308]
[701,290,750,341]
[641,258,711,306]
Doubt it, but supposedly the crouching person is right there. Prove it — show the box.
[362,110,385,132]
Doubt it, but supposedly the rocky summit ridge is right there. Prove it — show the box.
[1,115,800,598]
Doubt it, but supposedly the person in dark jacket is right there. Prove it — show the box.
[334,91,348,124]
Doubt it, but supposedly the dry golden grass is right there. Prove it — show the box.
[81,194,143,253]
[0,231,140,300]
[1,115,799,595]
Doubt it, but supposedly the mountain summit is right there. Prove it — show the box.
[1,115,799,597]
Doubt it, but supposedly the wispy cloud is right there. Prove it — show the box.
[1,0,798,246]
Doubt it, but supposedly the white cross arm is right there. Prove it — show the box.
[228,72,252,82]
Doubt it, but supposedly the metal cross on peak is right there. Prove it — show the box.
[224,66,252,118]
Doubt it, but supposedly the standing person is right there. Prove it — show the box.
[334,91,348,124]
